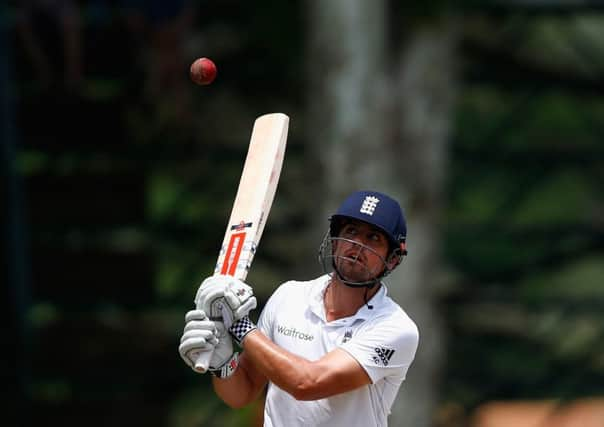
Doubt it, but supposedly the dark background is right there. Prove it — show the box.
[2,1,603,426]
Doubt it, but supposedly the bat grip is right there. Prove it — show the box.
[193,296,223,374]
[194,350,213,373]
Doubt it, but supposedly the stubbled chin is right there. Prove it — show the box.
[337,260,373,282]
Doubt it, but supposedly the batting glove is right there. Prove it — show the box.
[195,275,257,330]
[179,309,237,375]
[208,322,239,378]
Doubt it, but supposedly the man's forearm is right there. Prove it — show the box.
[240,329,371,400]
[212,353,266,408]
[240,330,321,400]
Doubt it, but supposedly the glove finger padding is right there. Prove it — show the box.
[195,276,256,329]
[224,280,255,304]
[180,329,218,347]
[224,289,257,319]
[179,308,219,369]
[194,274,234,310]
[195,275,254,310]
[183,319,217,334]
[184,309,208,323]
[179,331,217,368]
[195,276,232,327]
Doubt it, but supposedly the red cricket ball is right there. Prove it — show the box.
[190,57,217,86]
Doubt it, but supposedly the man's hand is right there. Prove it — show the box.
[208,322,240,378]
[194,275,257,329]
[179,309,240,377]
[179,309,218,370]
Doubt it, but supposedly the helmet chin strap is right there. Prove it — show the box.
[331,266,382,289]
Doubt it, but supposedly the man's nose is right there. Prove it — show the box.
[347,237,370,254]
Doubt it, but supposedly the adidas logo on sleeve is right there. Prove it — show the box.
[372,347,395,366]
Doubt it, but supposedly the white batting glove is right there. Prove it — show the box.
[208,322,240,378]
[194,275,257,330]
[179,309,233,373]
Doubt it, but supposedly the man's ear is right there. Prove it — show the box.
[386,242,406,269]
[386,256,399,270]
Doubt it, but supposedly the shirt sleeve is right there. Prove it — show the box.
[339,315,419,384]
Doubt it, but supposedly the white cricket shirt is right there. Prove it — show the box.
[257,274,419,427]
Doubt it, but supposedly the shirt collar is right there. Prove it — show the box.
[309,274,387,325]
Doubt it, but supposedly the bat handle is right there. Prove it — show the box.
[194,350,213,373]
[192,298,220,373]
[193,274,236,374]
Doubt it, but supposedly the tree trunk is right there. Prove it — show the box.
[388,24,458,427]
[306,0,391,206]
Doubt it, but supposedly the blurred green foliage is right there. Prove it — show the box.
[445,36,604,411]
[5,1,604,426]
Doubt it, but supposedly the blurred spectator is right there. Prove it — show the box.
[119,0,198,123]
[15,0,83,92]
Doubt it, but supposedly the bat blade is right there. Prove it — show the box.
[194,113,289,373]
[214,113,289,281]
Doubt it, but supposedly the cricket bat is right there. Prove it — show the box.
[194,112,289,373]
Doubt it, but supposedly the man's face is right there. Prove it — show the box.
[332,219,391,283]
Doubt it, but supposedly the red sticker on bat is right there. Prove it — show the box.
[221,232,246,276]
